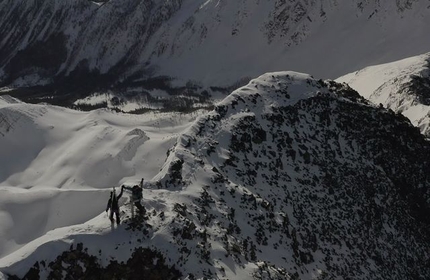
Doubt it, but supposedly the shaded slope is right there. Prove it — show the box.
[1,0,430,106]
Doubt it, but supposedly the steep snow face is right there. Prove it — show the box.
[337,52,430,136]
[1,0,430,90]
[2,72,429,279]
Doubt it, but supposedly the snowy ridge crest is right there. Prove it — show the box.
[134,72,429,279]
[2,72,430,279]
[149,71,430,279]
[337,52,430,136]
[155,72,328,188]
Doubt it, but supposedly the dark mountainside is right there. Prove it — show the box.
[8,73,430,279]
[0,0,194,108]
[1,0,429,108]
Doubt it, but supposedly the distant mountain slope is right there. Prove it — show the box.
[337,52,430,136]
[1,0,430,106]
[2,72,429,279]
[0,96,195,189]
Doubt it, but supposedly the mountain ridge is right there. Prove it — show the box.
[1,71,429,279]
[337,52,430,136]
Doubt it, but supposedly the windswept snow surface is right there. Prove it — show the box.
[0,95,202,262]
[336,52,430,135]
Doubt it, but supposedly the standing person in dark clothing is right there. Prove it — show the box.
[123,178,145,217]
[106,186,124,225]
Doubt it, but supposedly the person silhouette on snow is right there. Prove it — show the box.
[106,187,124,225]
[122,178,145,217]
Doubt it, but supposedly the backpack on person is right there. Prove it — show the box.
[132,185,143,200]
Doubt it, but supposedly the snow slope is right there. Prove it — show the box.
[0,95,202,261]
[337,52,430,136]
[1,72,429,279]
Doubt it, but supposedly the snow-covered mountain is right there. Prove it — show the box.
[1,0,430,106]
[1,72,429,279]
[337,52,430,136]
[0,94,201,263]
